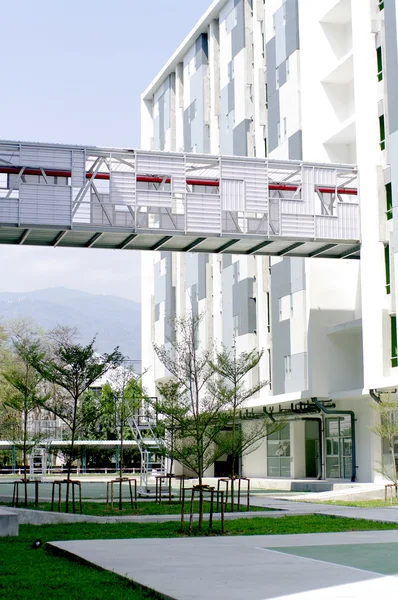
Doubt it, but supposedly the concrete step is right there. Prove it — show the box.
[0,507,18,536]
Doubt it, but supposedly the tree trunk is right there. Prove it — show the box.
[391,439,397,485]
[66,400,78,513]
[198,470,204,531]
[230,409,237,513]
[23,408,28,484]
[119,421,124,511]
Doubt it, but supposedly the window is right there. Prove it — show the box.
[325,417,352,479]
[379,0,384,10]
[283,117,288,140]
[391,315,398,368]
[276,67,280,89]
[272,13,276,34]
[284,355,292,380]
[277,121,281,145]
[282,2,286,25]
[290,293,294,317]
[268,348,272,389]
[266,292,271,332]
[386,182,393,220]
[377,47,383,81]
[267,424,290,477]
[385,243,391,295]
[379,115,386,150]
[286,57,290,80]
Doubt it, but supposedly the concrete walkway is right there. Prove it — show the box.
[4,492,398,525]
[49,529,398,599]
[252,494,398,523]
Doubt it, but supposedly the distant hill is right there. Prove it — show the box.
[0,287,141,365]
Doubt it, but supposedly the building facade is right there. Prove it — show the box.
[141,0,398,482]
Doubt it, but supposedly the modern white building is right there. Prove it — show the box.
[141,0,398,483]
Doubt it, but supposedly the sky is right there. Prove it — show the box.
[0,0,212,302]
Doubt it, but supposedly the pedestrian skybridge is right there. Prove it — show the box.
[0,140,360,259]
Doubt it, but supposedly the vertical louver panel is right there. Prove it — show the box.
[221,179,245,211]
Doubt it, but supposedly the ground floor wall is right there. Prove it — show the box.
[239,397,385,483]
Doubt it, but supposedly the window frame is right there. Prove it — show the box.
[391,315,398,368]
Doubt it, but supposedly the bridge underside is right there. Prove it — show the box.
[0,225,360,258]
[0,140,361,259]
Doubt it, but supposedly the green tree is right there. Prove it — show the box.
[100,366,143,509]
[153,313,230,528]
[209,342,282,510]
[1,336,50,484]
[26,337,123,511]
[371,393,398,486]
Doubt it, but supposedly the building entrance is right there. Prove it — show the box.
[305,420,321,478]
[325,416,353,479]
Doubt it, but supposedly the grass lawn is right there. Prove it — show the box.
[0,499,268,516]
[320,499,398,508]
[1,515,398,599]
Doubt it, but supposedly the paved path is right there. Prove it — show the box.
[4,492,398,525]
[251,494,398,523]
[49,530,398,600]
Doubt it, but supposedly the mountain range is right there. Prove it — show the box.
[0,287,141,365]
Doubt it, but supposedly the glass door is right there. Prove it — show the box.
[267,424,291,477]
[305,420,321,478]
[325,416,352,479]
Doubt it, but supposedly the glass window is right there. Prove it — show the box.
[379,0,384,10]
[386,183,393,220]
[379,115,386,151]
[377,46,383,81]
[326,457,339,478]
[339,416,352,437]
[385,244,391,295]
[326,419,339,437]
[267,424,291,477]
[325,417,353,479]
[391,315,398,368]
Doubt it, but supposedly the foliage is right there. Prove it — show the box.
[209,342,281,486]
[153,313,232,528]
[99,366,143,508]
[25,337,123,510]
[0,333,50,481]
[370,393,398,484]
